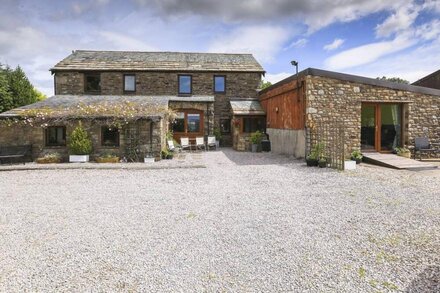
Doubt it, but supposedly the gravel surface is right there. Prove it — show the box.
[0,149,439,292]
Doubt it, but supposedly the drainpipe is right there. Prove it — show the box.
[206,103,210,136]
[149,120,153,155]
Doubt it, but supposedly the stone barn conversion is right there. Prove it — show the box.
[0,50,265,161]
[259,68,440,160]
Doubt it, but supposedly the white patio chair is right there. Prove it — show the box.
[195,137,206,151]
[180,137,191,151]
[168,140,181,152]
[207,136,217,151]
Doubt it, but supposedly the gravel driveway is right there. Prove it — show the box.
[0,149,439,292]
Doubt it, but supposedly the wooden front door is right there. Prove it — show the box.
[361,103,402,152]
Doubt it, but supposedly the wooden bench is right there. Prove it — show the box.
[0,145,33,165]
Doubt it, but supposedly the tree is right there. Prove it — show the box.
[260,80,272,89]
[0,64,46,113]
[376,76,410,84]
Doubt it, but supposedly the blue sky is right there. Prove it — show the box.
[0,0,439,96]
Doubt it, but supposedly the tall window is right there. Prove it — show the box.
[84,73,101,94]
[101,127,119,147]
[242,117,266,133]
[214,75,226,93]
[178,75,192,95]
[172,110,203,134]
[124,74,136,92]
[45,126,66,146]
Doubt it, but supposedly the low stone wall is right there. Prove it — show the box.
[0,119,164,162]
[266,128,306,158]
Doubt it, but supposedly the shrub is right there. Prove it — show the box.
[351,149,363,160]
[68,122,92,155]
[213,127,222,141]
[250,130,263,145]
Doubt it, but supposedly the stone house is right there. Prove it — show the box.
[0,50,265,161]
[412,69,440,90]
[259,68,440,160]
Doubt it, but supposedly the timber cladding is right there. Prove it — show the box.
[259,78,305,130]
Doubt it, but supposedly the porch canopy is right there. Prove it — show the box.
[230,99,265,116]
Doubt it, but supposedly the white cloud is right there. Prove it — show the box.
[98,31,157,51]
[324,33,416,70]
[323,38,345,51]
[375,3,419,38]
[207,25,291,64]
[284,38,308,50]
[264,72,292,85]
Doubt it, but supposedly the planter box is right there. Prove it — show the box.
[36,157,62,164]
[344,160,356,170]
[144,157,155,163]
[96,157,119,163]
[398,152,411,159]
[251,144,258,152]
[216,140,220,149]
[69,155,89,163]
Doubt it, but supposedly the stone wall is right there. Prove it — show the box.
[54,71,261,146]
[305,75,440,158]
[0,119,164,162]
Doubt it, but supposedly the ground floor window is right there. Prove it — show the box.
[242,116,266,133]
[101,126,120,147]
[45,126,66,146]
[220,119,231,133]
[172,110,204,134]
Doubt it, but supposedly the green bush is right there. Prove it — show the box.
[213,127,222,140]
[351,149,363,160]
[68,122,92,155]
[250,130,263,144]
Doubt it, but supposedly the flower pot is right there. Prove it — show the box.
[251,144,258,152]
[36,157,62,164]
[69,155,89,163]
[318,160,327,168]
[344,160,356,170]
[144,157,155,163]
[351,157,362,164]
[215,140,220,149]
[166,154,173,160]
[96,157,119,163]
[306,158,318,167]
[398,152,411,159]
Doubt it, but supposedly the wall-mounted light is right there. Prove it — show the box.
[275,107,279,113]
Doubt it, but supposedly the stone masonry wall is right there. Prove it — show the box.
[0,119,164,162]
[54,71,261,146]
[305,75,440,158]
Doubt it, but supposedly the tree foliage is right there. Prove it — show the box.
[376,76,410,84]
[68,122,93,155]
[0,64,46,113]
[260,80,272,90]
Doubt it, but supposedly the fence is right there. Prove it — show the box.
[308,117,345,170]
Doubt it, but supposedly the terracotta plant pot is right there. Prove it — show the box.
[36,157,62,164]
[96,157,119,163]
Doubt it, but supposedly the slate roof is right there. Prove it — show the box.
[259,68,440,97]
[51,50,265,73]
[412,69,440,86]
[230,99,265,115]
[0,95,214,118]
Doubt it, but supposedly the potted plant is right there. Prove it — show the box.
[318,157,327,168]
[161,148,173,160]
[144,152,155,163]
[68,122,92,163]
[36,152,62,164]
[250,130,263,152]
[306,152,318,167]
[395,146,411,158]
[96,152,119,163]
[213,127,222,149]
[351,150,363,164]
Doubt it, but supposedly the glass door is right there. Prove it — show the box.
[380,104,401,151]
[361,104,377,151]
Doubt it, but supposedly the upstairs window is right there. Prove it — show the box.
[214,75,226,93]
[84,73,101,94]
[178,75,192,95]
[124,74,136,92]
[101,126,119,147]
[45,126,66,146]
